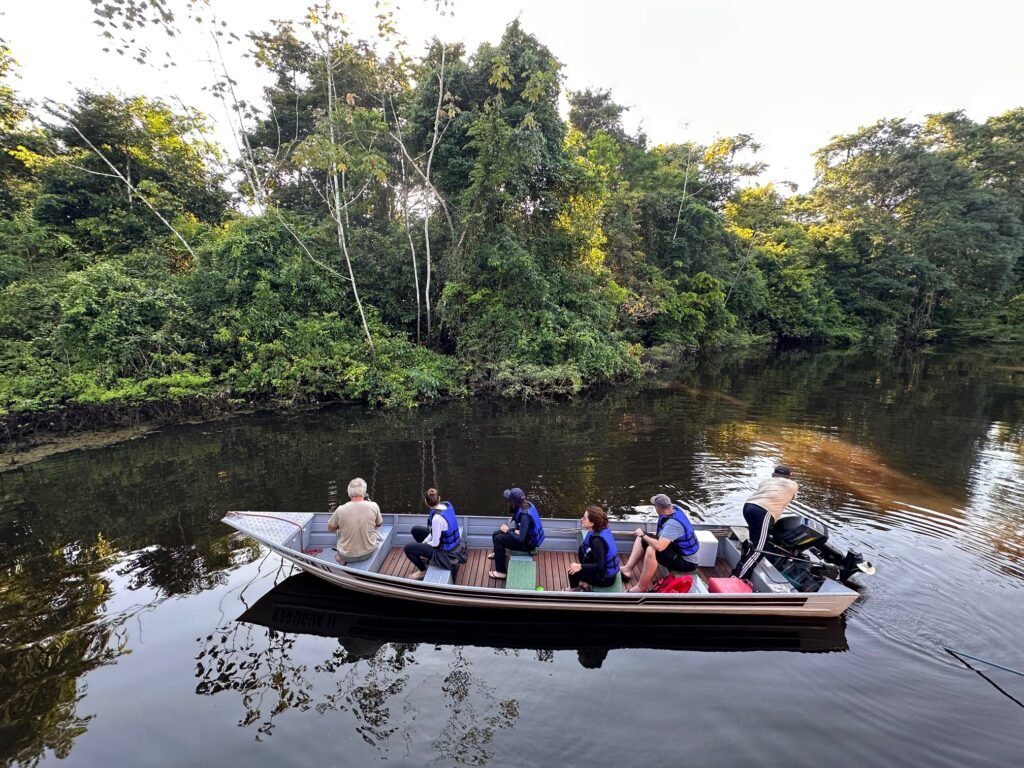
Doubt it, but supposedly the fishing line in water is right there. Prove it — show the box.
[943,647,1024,678]
[944,647,1024,710]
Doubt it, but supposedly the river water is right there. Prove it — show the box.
[1,346,1022,766]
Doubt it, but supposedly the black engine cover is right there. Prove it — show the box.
[771,515,829,552]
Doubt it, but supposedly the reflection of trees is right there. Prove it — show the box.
[431,649,519,766]
[194,623,314,740]
[318,642,413,747]
[195,623,521,764]
[963,422,1024,578]
[0,540,130,767]
[115,536,261,596]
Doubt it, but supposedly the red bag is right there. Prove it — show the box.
[650,574,693,593]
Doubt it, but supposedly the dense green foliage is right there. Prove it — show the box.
[1,17,1023,433]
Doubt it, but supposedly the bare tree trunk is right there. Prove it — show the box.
[325,49,374,355]
[422,44,447,340]
[672,148,693,243]
[401,154,422,343]
[381,87,423,345]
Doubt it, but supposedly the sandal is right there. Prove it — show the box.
[488,570,507,580]
[487,553,496,560]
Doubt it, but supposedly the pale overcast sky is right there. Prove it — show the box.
[2,0,1023,191]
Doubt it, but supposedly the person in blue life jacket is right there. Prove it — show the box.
[621,493,699,592]
[566,505,620,591]
[404,487,468,580]
[488,487,545,580]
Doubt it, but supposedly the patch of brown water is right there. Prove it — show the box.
[714,424,967,518]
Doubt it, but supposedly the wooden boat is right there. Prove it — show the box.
[238,572,850,655]
[222,508,866,618]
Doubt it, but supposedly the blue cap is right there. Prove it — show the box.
[503,487,525,503]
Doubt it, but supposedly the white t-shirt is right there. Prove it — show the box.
[426,505,449,547]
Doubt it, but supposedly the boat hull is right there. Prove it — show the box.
[240,572,850,653]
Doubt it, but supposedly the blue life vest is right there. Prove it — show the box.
[582,528,620,579]
[656,505,699,557]
[512,502,545,547]
[427,501,461,552]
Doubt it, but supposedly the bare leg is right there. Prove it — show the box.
[630,547,660,592]
[620,537,644,579]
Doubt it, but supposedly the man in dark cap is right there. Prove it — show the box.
[488,487,546,579]
[732,465,799,580]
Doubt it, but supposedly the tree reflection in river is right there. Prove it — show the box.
[194,615,521,763]
[0,541,128,766]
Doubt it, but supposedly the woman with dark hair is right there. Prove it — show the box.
[488,487,546,580]
[566,505,620,591]
[404,488,467,580]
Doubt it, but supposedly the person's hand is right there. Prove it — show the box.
[500,524,509,534]
[567,562,582,575]
[634,528,645,538]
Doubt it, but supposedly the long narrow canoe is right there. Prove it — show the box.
[221,510,861,618]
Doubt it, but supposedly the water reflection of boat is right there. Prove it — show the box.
[238,573,849,656]
[222,512,868,618]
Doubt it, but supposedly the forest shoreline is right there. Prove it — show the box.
[0,338,724,467]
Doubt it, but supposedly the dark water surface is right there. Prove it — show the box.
[2,347,1023,766]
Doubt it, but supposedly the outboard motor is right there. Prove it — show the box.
[767,515,875,585]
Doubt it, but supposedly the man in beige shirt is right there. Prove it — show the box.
[732,465,799,580]
[327,477,383,564]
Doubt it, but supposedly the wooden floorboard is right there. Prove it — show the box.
[380,547,406,577]
[699,558,732,580]
[455,548,486,587]
[540,551,554,590]
[370,547,728,590]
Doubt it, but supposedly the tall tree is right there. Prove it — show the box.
[33,91,227,256]
[811,118,1020,341]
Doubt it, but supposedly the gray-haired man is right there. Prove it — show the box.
[327,477,382,565]
[622,493,700,592]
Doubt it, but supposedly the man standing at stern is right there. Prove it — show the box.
[731,465,799,580]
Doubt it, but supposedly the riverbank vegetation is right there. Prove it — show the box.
[1,7,1023,441]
